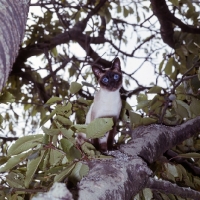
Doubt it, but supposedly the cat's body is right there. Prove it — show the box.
[85,57,122,151]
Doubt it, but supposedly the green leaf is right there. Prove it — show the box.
[181,45,188,56]
[0,151,33,172]
[69,162,89,184]
[72,124,87,133]
[55,115,73,126]
[117,5,121,13]
[42,126,60,136]
[122,100,132,111]
[51,47,58,57]
[137,93,148,102]
[81,142,97,157]
[129,111,142,128]
[165,163,179,179]
[164,57,173,75]
[54,163,75,182]
[86,118,113,139]
[198,68,200,81]
[6,172,24,188]
[0,92,15,104]
[123,6,129,18]
[70,82,82,94]
[61,138,74,152]
[24,104,32,111]
[60,138,81,161]
[150,95,164,111]
[179,153,200,158]
[56,103,72,117]
[99,6,111,23]
[40,109,56,127]
[0,114,3,125]
[169,0,179,6]
[0,156,8,165]
[129,6,134,14]
[49,149,64,166]
[143,188,153,200]
[7,134,43,156]
[136,100,149,110]
[173,100,191,118]
[159,60,165,73]
[45,97,62,105]
[77,98,91,106]
[148,86,162,94]
[25,150,45,188]
[61,129,74,139]
[190,97,200,116]
[74,10,81,22]
[141,117,157,125]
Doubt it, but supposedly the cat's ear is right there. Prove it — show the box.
[92,65,104,79]
[111,57,121,72]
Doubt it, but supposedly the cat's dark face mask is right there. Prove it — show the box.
[100,71,122,91]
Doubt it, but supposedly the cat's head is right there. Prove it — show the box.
[92,57,122,91]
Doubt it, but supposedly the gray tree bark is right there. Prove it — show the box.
[0,0,29,91]
[77,117,200,200]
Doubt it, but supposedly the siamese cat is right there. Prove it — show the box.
[85,57,122,151]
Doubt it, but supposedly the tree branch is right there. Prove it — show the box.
[77,151,151,200]
[150,0,175,48]
[121,116,200,164]
[150,0,200,49]
[147,177,200,199]
[165,149,200,177]
[77,117,200,199]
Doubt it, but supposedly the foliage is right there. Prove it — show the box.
[1,0,200,199]
[0,94,113,199]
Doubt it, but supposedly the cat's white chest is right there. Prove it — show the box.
[86,88,121,123]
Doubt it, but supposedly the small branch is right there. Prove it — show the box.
[43,59,70,82]
[0,136,18,141]
[44,49,59,96]
[0,185,47,193]
[165,150,200,177]
[171,64,197,94]
[147,177,200,200]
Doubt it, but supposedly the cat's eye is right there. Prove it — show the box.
[114,74,119,80]
[102,77,109,83]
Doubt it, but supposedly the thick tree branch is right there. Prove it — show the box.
[121,116,200,164]
[77,152,151,200]
[77,117,200,199]
[150,0,200,48]
[77,38,111,67]
[150,0,175,48]
[12,0,108,73]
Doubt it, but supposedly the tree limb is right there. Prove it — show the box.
[77,117,200,199]
[121,116,200,164]
[150,0,200,48]
[165,150,200,177]
[147,177,200,199]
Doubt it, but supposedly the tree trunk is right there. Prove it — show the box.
[0,0,29,91]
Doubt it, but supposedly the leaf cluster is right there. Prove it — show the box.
[0,89,116,199]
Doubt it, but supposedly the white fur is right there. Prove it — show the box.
[86,88,121,123]
[86,88,121,146]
